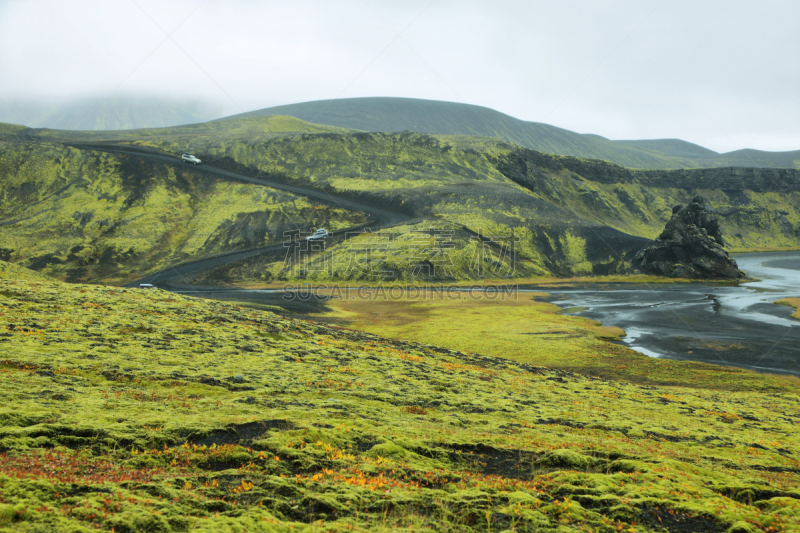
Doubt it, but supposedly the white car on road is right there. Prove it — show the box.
[305,228,331,241]
[181,153,201,165]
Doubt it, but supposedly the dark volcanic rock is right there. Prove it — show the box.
[634,196,744,279]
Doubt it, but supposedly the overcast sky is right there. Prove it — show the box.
[1,0,798,152]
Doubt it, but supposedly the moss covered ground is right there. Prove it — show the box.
[146,131,646,283]
[33,115,349,142]
[546,182,800,254]
[0,261,49,282]
[229,275,700,291]
[170,130,800,256]
[1,264,799,532]
[319,291,799,394]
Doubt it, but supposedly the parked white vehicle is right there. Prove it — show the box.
[181,153,201,165]
[305,228,331,241]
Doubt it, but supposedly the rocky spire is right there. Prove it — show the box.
[634,196,744,279]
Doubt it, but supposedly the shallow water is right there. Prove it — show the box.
[174,253,800,376]
[544,252,800,376]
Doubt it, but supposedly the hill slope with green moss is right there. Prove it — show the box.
[232,97,800,169]
[142,130,799,284]
[1,266,799,531]
[2,116,800,284]
[491,147,800,252]
[0,132,366,283]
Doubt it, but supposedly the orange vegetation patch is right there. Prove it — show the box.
[0,450,177,486]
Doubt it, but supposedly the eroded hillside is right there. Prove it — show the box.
[494,148,800,252]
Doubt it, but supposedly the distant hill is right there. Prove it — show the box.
[232,97,800,170]
[0,95,223,131]
[8,94,797,169]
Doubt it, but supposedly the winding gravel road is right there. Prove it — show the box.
[66,144,408,288]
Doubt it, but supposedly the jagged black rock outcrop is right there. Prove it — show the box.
[634,196,744,279]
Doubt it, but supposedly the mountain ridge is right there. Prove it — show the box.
[229,96,800,169]
[4,95,798,169]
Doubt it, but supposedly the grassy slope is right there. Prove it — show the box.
[776,298,800,320]
[489,146,800,252]
[537,175,800,253]
[152,131,646,283]
[0,124,26,135]
[32,115,349,142]
[0,124,367,283]
[0,260,49,282]
[177,133,799,284]
[233,97,800,169]
[0,266,799,532]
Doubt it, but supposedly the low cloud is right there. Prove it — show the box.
[1,0,798,151]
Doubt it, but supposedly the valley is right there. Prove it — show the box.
[1,100,800,532]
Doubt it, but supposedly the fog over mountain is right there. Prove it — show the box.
[1,1,798,152]
[4,94,799,169]
[0,95,223,131]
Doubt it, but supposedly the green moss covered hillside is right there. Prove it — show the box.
[3,114,800,284]
[0,265,798,531]
[164,131,799,284]
[0,139,366,284]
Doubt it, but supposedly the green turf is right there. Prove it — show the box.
[321,291,800,393]
[0,264,799,531]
